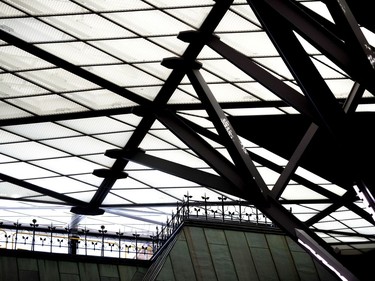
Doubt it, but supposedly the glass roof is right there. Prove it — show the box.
[0,0,374,261]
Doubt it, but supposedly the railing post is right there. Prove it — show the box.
[116,230,124,258]
[218,196,227,221]
[99,225,107,257]
[48,224,55,253]
[14,221,21,250]
[202,194,209,220]
[81,227,89,255]
[133,233,140,259]
[184,192,192,219]
[30,219,38,251]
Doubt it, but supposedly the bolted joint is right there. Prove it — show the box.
[70,206,105,216]
[131,105,154,117]
[177,30,220,43]
[105,148,145,160]
[161,57,202,70]
[92,168,128,179]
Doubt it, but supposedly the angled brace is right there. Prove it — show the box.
[106,148,243,198]
[186,68,269,205]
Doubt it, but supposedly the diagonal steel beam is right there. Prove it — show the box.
[324,0,375,72]
[258,0,375,95]
[105,148,243,198]
[87,0,235,209]
[155,109,246,192]
[199,34,318,121]
[0,29,151,106]
[271,123,319,199]
[0,173,88,207]
[249,0,348,139]
[186,68,268,204]
[271,82,365,200]
[246,1,362,279]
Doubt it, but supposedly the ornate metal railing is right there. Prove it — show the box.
[0,195,277,260]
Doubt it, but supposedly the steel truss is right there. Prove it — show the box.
[1,0,375,280]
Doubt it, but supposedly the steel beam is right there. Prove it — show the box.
[105,148,242,197]
[249,0,348,139]
[324,0,375,71]
[200,34,318,121]
[0,29,151,107]
[271,123,319,199]
[0,173,88,207]
[257,0,375,95]
[155,109,246,192]
[186,68,268,204]
[87,0,234,209]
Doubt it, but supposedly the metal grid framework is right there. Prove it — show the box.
[0,0,374,279]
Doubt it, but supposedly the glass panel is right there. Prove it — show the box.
[149,0,213,7]
[3,122,80,139]
[95,131,133,147]
[106,10,191,36]
[18,68,97,91]
[58,116,134,134]
[225,107,284,116]
[75,0,152,11]
[28,176,96,193]
[253,57,294,80]
[41,136,117,155]
[0,2,25,17]
[38,42,120,66]
[0,46,53,70]
[0,182,41,198]
[202,59,254,82]
[84,64,162,88]
[31,157,102,174]
[150,35,187,55]
[4,0,87,14]
[167,88,199,104]
[220,32,279,57]
[0,129,26,143]
[301,1,334,23]
[134,62,172,80]
[129,170,196,187]
[111,114,142,127]
[150,130,187,148]
[165,7,212,28]
[83,154,116,167]
[112,177,149,189]
[0,18,73,42]
[91,38,174,63]
[10,95,87,115]
[139,134,178,150]
[0,142,68,160]
[0,101,32,119]
[111,187,177,203]
[235,82,282,101]
[281,185,327,200]
[208,83,258,102]
[230,4,261,26]
[0,162,57,179]
[64,89,136,110]
[311,58,346,79]
[0,154,16,163]
[43,14,134,39]
[71,174,102,187]
[215,10,261,32]
[0,73,48,98]
[148,150,208,168]
[130,86,161,101]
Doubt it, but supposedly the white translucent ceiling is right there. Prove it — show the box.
[0,0,374,255]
